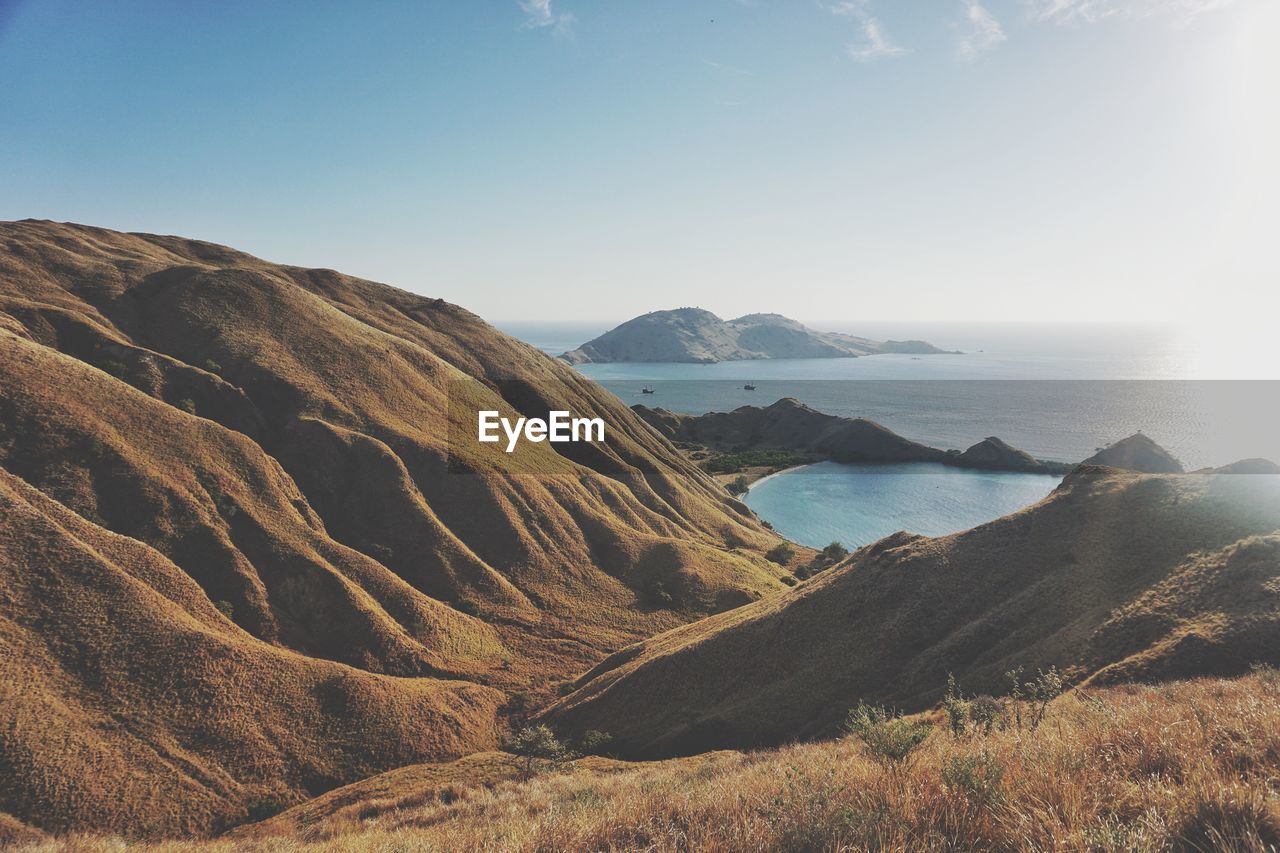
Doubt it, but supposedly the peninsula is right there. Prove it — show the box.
[635,397,1075,480]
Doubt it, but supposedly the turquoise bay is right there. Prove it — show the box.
[743,461,1062,550]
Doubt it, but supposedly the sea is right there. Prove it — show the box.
[498,321,1280,547]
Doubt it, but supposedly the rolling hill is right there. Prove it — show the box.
[547,465,1280,757]
[0,220,792,836]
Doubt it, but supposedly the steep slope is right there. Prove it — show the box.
[0,465,503,837]
[547,467,1280,756]
[1084,433,1184,473]
[0,220,792,836]
[560,308,949,364]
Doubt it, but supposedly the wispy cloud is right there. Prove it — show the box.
[832,1,908,62]
[957,0,1007,60]
[518,0,576,37]
[702,58,756,76]
[1026,0,1237,24]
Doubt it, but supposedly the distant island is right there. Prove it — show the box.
[560,308,955,364]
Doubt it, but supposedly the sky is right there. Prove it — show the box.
[1,0,1277,325]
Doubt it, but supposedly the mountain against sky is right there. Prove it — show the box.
[0,220,793,836]
[560,308,951,364]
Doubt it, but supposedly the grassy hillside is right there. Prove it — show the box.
[0,465,504,838]
[0,220,792,836]
[547,466,1280,755]
[16,673,1280,850]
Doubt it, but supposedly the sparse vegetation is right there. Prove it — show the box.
[943,674,1013,739]
[1251,661,1279,689]
[505,725,573,779]
[1006,665,1065,731]
[702,449,809,474]
[764,542,795,565]
[647,580,676,608]
[577,730,614,756]
[941,749,1005,807]
[794,540,849,579]
[77,673,1280,851]
[844,702,932,769]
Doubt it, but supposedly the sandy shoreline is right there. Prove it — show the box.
[744,462,818,493]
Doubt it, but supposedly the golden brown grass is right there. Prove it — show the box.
[20,673,1280,851]
[0,220,797,836]
[549,467,1280,756]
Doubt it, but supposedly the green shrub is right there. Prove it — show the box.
[506,724,574,778]
[203,358,223,374]
[802,541,850,577]
[968,695,1005,735]
[1006,665,1064,730]
[177,398,197,415]
[942,673,969,737]
[844,703,932,768]
[214,599,236,621]
[765,543,796,566]
[818,541,849,563]
[578,730,614,756]
[727,475,750,496]
[942,750,1005,806]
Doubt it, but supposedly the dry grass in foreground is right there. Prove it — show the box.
[23,670,1280,851]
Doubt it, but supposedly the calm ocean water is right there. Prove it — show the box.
[498,320,1279,548]
[498,321,1280,469]
[742,462,1062,549]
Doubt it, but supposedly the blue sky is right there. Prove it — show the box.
[1,0,1275,324]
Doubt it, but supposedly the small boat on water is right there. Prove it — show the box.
[743,383,757,391]
[641,387,656,394]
